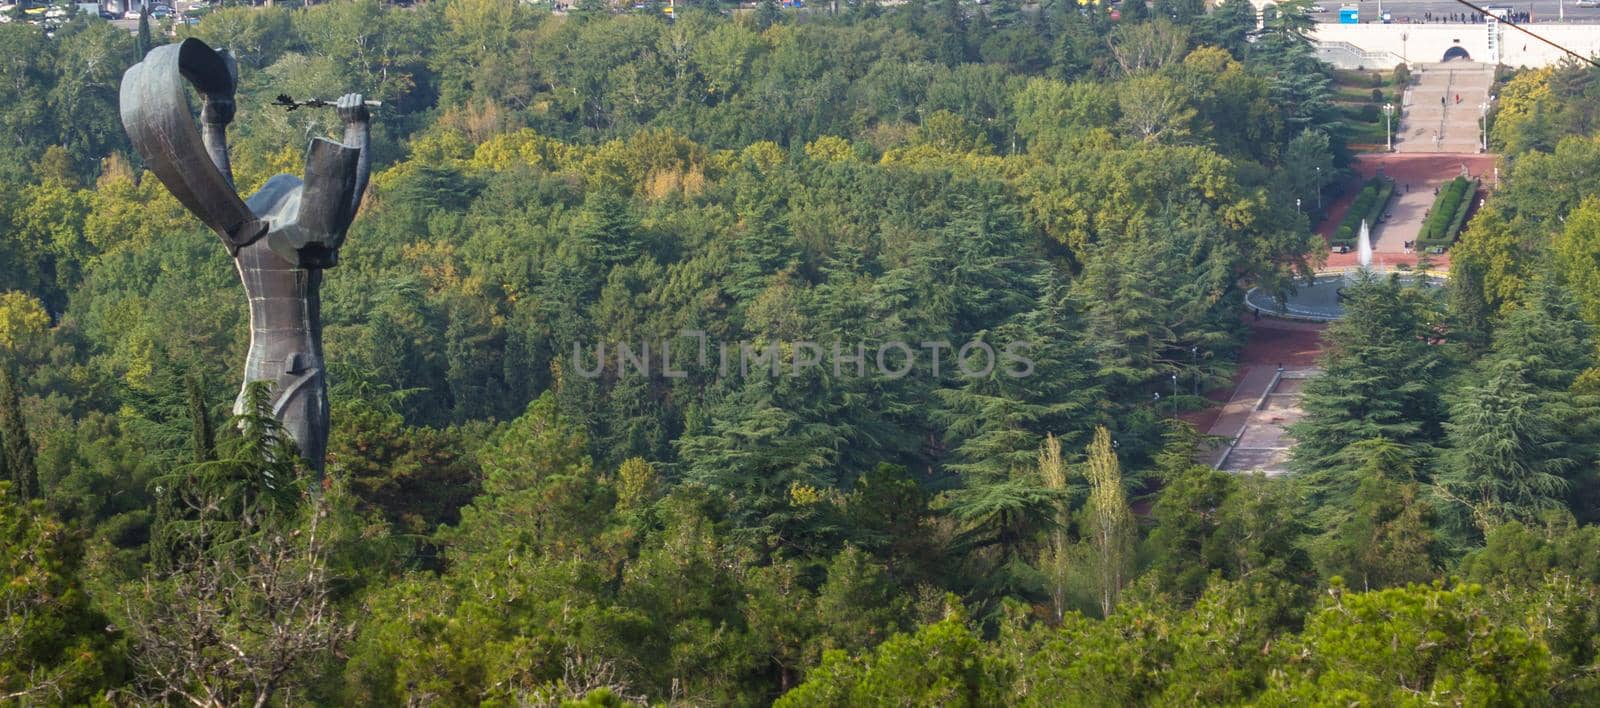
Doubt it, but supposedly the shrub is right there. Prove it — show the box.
[1329,177,1393,249]
[1420,176,1472,242]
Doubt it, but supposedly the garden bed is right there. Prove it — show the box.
[1330,176,1395,250]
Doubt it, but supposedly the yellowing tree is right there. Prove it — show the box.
[1556,197,1600,330]
[1084,425,1133,617]
[0,291,47,352]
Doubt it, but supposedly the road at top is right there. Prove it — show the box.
[1309,0,1600,23]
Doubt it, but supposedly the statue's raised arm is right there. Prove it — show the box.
[120,38,264,254]
[336,93,371,225]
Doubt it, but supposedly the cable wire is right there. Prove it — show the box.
[1448,0,1600,68]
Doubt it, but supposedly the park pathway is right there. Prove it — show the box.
[1395,61,1494,154]
[1198,63,1503,475]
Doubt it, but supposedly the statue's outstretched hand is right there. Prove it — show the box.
[336,93,370,126]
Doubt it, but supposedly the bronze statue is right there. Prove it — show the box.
[119,38,371,474]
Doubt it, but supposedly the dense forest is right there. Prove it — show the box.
[4,0,1600,704]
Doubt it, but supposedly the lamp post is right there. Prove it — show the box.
[1191,345,1199,395]
[1479,95,1495,153]
[1315,166,1323,210]
[1171,373,1178,413]
[1384,103,1394,151]
[1479,101,1488,152]
[1296,197,1301,213]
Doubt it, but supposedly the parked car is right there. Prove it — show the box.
[1309,4,1327,11]
[1578,0,1600,7]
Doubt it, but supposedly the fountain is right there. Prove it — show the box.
[1356,219,1373,270]
[1244,218,1443,322]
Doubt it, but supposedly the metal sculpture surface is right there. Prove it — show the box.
[119,38,371,474]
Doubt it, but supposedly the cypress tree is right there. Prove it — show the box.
[186,372,216,464]
[136,2,152,56]
[0,364,37,501]
[757,0,782,28]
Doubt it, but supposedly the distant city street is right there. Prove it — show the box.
[1310,0,1600,23]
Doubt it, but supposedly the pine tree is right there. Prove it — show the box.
[186,371,215,464]
[572,188,641,272]
[675,373,850,557]
[1083,425,1133,617]
[1144,428,1238,602]
[136,2,152,56]
[150,382,304,568]
[1439,278,1598,532]
[937,271,1098,483]
[1198,0,1259,58]
[1447,257,1495,352]
[1312,438,1438,590]
[0,364,37,501]
[1290,273,1445,504]
[1441,360,1579,531]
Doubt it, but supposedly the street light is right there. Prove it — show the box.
[1479,101,1488,152]
[1384,103,1395,151]
[1315,166,1322,210]
[1477,95,1495,153]
[1190,346,1199,395]
[1296,198,1301,213]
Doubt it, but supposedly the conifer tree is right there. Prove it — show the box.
[757,0,782,28]
[1313,438,1439,590]
[150,382,303,568]
[0,364,36,501]
[186,372,215,465]
[1290,274,1445,504]
[136,2,152,56]
[1438,277,1598,532]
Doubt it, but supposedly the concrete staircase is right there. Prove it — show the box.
[1395,62,1494,154]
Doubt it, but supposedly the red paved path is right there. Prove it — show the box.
[1314,153,1498,271]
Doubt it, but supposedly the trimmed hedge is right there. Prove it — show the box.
[1330,176,1395,248]
[1417,176,1478,249]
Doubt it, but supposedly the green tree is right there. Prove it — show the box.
[0,363,38,501]
[1312,438,1440,590]
[1083,425,1133,617]
[0,485,126,703]
[1262,581,1556,703]
[1283,128,1334,214]
[1290,273,1445,502]
[1441,359,1577,531]
[775,601,1003,708]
